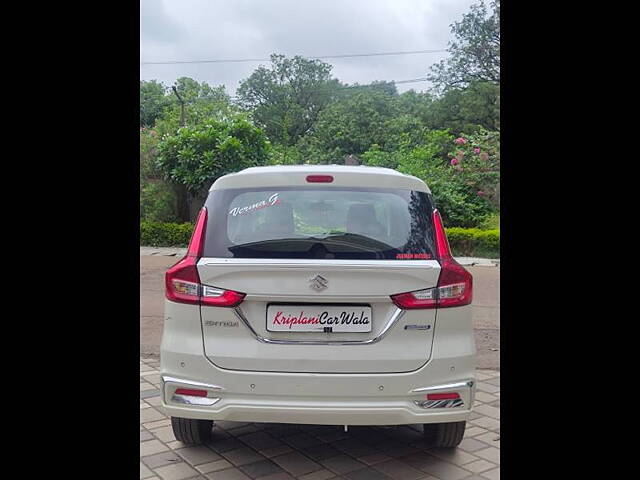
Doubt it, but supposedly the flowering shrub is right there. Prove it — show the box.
[446,128,500,209]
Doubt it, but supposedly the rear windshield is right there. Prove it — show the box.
[203,187,435,260]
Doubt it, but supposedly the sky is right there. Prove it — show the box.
[140,0,477,95]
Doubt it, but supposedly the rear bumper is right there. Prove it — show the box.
[161,374,474,425]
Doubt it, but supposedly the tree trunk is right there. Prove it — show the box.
[188,188,209,222]
[173,183,190,223]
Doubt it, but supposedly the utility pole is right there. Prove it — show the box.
[171,85,189,221]
[172,86,185,126]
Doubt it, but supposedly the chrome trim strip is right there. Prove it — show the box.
[414,398,465,409]
[410,380,474,394]
[202,258,438,269]
[162,376,224,391]
[171,394,220,406]
[233,306,405,345]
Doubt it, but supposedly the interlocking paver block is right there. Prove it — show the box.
[427,447,479,466]
[271,451,323,476]
[153,462,198,480]
[418,459,471,480]
[372,459,425,480]
[357,452,392,466]
[174,445,222,465]
[222,447,266,466]
[141,450,183,469]
[140,439,170,457]
[260,445,294,458]
[239,459,286,478]
[473,446,500,464]
[475,391,498,403]
[207,436,244,454]
[474,404,500,420]
[238,431,284,450]
[298,469,338,480]
[458,437,490,453]
[482,466,500,479]
[464,426,488,437]
[476,382,500,394]
[475,432,500,446]
[259,473,296,480]
[300,443,343,462]
[469,416,500,431]
[196,459,233,474]
[206,467,252,480]
[140,461,154,479]
[342,467,391,480]
[140,389,161,399]
[140,408,167,424]
[282,432,324,449]
[331,437,379,457]
[463,459,496,473]
[151,425,177,443]
[320,454,367,474]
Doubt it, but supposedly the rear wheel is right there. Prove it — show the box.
[423,421,466,448]
[171,417,213,445]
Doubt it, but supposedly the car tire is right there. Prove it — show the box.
[423,421,466,448]
[171,417,213,445]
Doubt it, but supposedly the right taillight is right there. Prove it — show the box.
[165,207,245,307]
[391,209,472,309]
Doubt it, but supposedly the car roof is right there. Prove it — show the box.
[210,165,430,193]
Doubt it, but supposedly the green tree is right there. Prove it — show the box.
[140,80,170,127]
[427,81,500,133]
[156,116,271,220]
[428,0,500,92]
[237,54,341,146]
[156,78,234,135]
[302,87,400,161]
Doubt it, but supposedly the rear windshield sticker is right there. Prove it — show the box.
[229,193,281,217]
[396,253,432,260]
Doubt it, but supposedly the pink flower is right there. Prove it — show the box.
[454,137,466,145]
[474,147,481,154]
[477,190,485,196]
[450,158,459,166]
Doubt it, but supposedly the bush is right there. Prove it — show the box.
[140,222,194,247]
[445,228,500,258]
[140,181,179,222]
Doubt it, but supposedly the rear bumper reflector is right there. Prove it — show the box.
[171,394,220,406]
[414,398,465,409]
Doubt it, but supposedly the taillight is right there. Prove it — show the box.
[390,209,472,309]
[165,207,246,307]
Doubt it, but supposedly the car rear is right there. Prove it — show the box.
[160,165,475,445]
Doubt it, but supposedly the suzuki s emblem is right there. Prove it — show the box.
[309,274,328,291]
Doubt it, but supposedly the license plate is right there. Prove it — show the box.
[266,305,372,332]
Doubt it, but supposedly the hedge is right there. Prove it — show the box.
[445,228,500,258]
[140,222,500,258]
[140,221,194,247]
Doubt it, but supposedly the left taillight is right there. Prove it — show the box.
[165,207,245,307]
[390,209,472,310]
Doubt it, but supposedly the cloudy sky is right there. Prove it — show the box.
[140,0,476,95]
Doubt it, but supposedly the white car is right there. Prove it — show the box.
[160,165,475,448]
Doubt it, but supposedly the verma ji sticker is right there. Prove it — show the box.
[228,193,281,217]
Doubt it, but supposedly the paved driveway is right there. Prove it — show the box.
[141,355,500,480]
[140,255,500,369]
